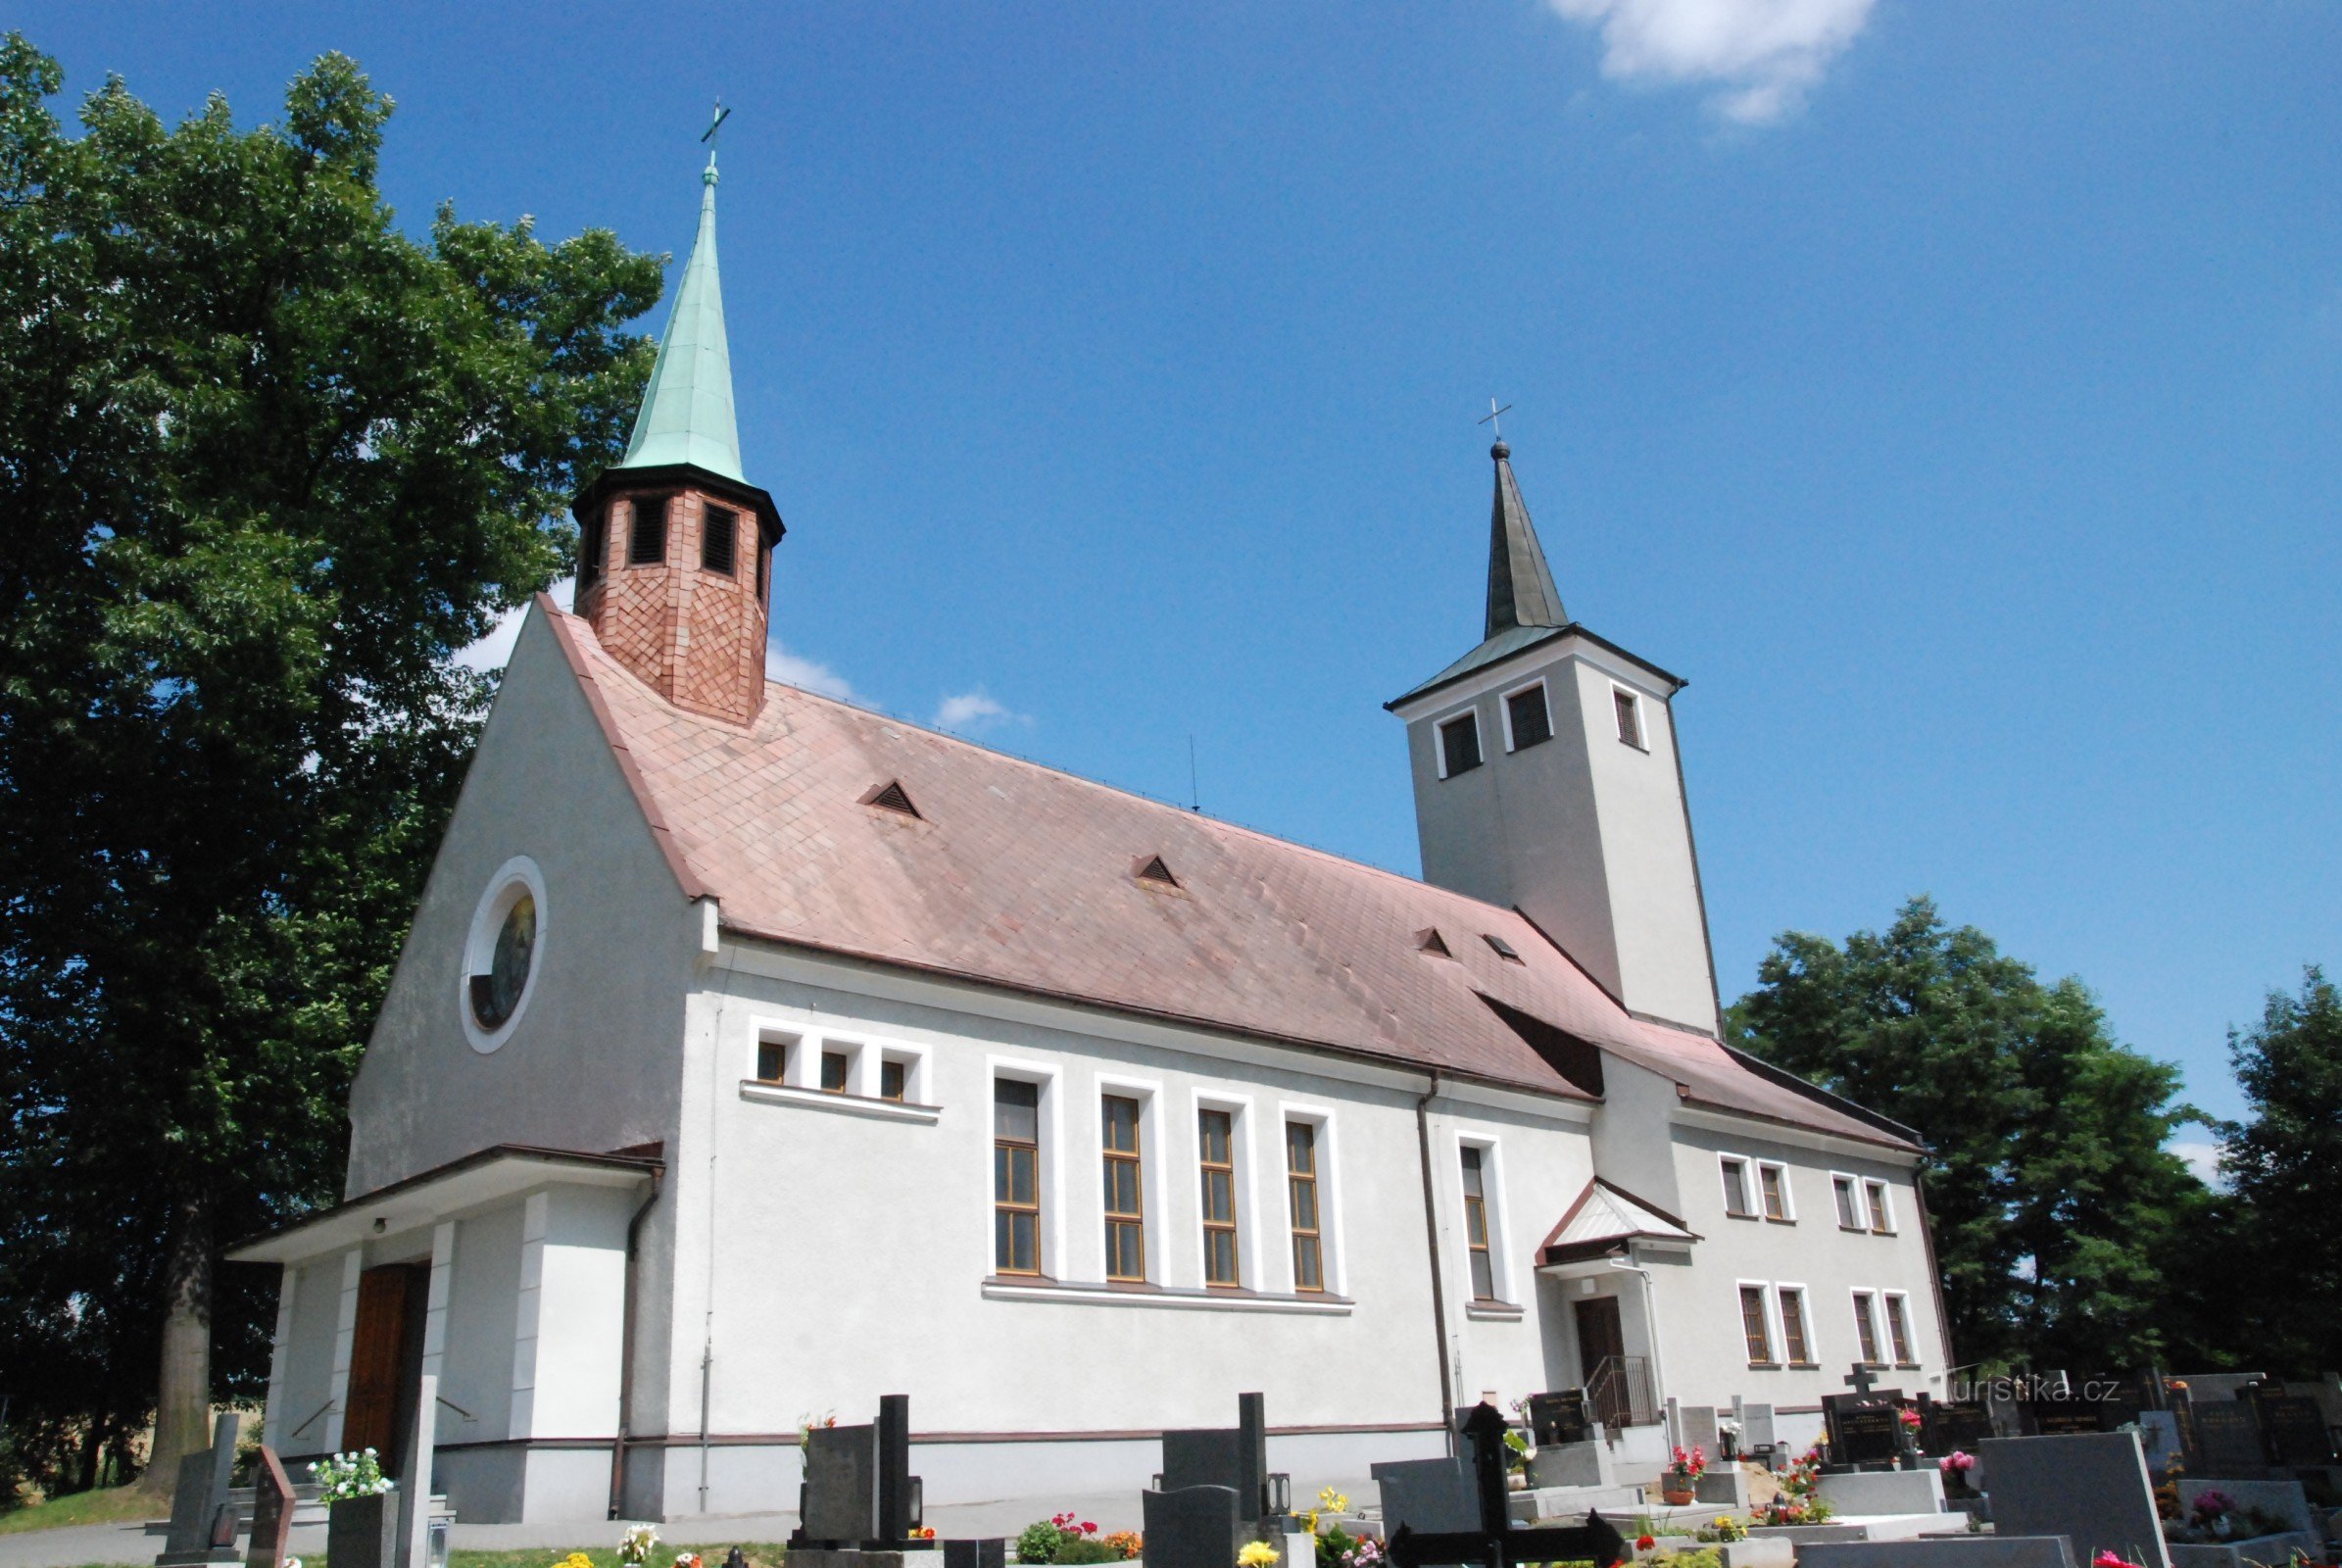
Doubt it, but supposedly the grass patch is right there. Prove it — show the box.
[0,1485,162,1536]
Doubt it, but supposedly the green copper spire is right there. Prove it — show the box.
[618,151,744,482]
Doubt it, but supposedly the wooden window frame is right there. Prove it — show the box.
[1864,1179,1895,1234]
[993,1079,1043,1277]
[878,1058,907,1102]
[1832,1174,1865,1231]
[1721,1155,1754,1218]
[1778,1285,1814,1366]
[1851,1290,1883,1366]
[1287,1119,1326,1293]
[1101,1094,1147,1283]
[1461,1146,1497,1302]
[1613,687,1644,749]
[1438,711,1484,778]
[819,1048,851,1094]
[1739,1284,1777,1366]
[1502,681,1551,752]
[754,1035,790,1084]
[1198,1107,1241,1289]
[1883,1292,1917,1366]
[1758,1161,1792,1222]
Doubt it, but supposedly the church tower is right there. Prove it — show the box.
[1388,438,1722,1036]
[573,151,784,726]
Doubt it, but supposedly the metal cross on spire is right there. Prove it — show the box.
[1478,397,1513,443]
[702,100,733,148]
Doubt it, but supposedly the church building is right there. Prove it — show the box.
[229,154,1951,1525]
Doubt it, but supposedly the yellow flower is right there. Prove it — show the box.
[1319,1489,1350,1516]
[1239,1544,1282,1568]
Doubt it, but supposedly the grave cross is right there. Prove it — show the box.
[1843,1363,1880,1396]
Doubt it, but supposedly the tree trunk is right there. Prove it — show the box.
[141,1192,215,1494]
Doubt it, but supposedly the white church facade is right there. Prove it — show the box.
[229,156,1951,1525]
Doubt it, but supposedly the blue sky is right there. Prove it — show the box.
[30,2,2339,1131]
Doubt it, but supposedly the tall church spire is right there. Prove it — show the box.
[618,152,743,483]
[1484,438,1566,640]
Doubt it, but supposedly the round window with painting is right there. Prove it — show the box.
[462,858,546,1051]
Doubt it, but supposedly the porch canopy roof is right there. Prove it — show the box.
[223,1144,662,1265]
[1537,1176,1698,1268]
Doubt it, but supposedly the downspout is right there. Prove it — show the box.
[1413,1070,1457,1451]
[1605,1252,1671,1443]
[608,1169,664,1520]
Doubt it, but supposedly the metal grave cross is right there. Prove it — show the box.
[1478,397,1513,442]
[1844,1362,1880,1397]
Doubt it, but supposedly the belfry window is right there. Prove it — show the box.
[628,495,667,564]
[1505,684,1552,751]
[578,510,607,591]
[702,505,738,576]
[1613,688,1643,749]
[1439,711,1483,777]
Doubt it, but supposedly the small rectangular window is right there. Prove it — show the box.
[1779,1287,1812,1364]
[628,495,666,564]
[1102,1096,1147,1282]
[1461,1147,1496,1301]
[1833,1175,1864,1230]
[1721,1157,1753,1218]
[1199,1109,1240,1288]
[754,1037,787,1083]
[756,535,769,599]
[1287,1121,1325,1293]
[1505,685,1551,751]
[1439,711,1483,776]
[1739,1285,1775,1364]
[819,1050,850,1093]
[1884,1294,1915,1364]
[1614,688,1642,749]
[702,504,738,576]
[1865,1179,1894,1233]
[1852,1291,1882,1365]
[879,1058,907,1102]
[1759,1163,1789,1221]
[994,1080,1042,1276]
[579,511,607,590]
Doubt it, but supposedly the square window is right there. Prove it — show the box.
[1439,711,1483,776]
[702,505,738,576]
[879,1058,907,1102]
[628,495,667,564]
[754,1036,788,1083]
[1613,688,1642,749]
[1505,685,1551,751]
[819,1049,850,1093]
[1721,1157,1753,1217]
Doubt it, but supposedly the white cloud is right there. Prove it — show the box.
[2170,1139,2227,1191]
[1545,0,1878,124]
[933,691,1027,733]
[765,644,858,702]
[454,577,574,672]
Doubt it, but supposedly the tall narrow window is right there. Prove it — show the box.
[1721,1157,1753,1217]
[756,537,769,600]
[1864,1179,1894,1233]
[1505,685,1552,750]
[1833,1175,1863,1230]
[1199,1109,1240,1288]
[1439,712,1483,776]
[1739,1286,1776,1364]
[1101,1096,1146,1282]
[1759,1163,1790,1221]
[819,1049,850,1093]
[1778,1288,1812,1364]
[628,495,666,564]
[1461,1147,1496,1301]
[994,1080,1041,1276]
[1883,1294,1915,1364]
[579,510,607,591]
[1287,1121,1325,1293]
[1614,688,1642,748]
[1852,1291,1882,1364]
[702,504,738,575]
[879,1059,907,1102]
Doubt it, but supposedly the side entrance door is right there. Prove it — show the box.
[341,1263,430,1474]
[1574,1296,1631,1429]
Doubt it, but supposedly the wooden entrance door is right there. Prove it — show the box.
[341,1264,429,1470]
[1574,1296,1625,1381]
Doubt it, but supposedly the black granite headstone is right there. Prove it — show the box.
[2252,1394,2332,1466]
[1924,1401,1996,1455]
[1823,1393,1906,1468]
[1527,1391,1591,1447]
[1160,1392,1271,1526]
[247,1447,296,1568]
[2191,1400,2271,1476]
[325,1494,399,1568]
[943,1544,1005,1568]
[1143,1486,1244,1568]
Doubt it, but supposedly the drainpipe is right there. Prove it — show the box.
[608,1169,665,1519]
[1413,1070,1456,1451]
[1606,1252,1671,1443]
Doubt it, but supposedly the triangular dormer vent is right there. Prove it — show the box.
[1416,928,1453,958]
[1134,854,1179,887]
[861,780,921,818]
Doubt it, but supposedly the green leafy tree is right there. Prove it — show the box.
[0,35,661,1494]
[1728,897,2207,1372]
[2207,968,2342,1373]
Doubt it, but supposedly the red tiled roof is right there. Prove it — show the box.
[540,602,1912,1148]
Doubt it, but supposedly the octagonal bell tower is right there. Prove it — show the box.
[573,150,783,726]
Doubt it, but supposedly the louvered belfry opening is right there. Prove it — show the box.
[1134,854,1179,887]
[863,779,921,818]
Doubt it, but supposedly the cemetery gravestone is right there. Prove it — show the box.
[395,1372,438,1568]
[1926,1402,1996,1457]
[247,1447,297,1568]
[1143,1485,1245,1568]
[1680,1406,1722,1457]
[158,1414,244,1568]
[794,1395,927,1553]
[942,1545,1005,1568]
[1801,1541,2078,1568]
[1527,1392,1592,1448]
[1824,1394,1906,1470]
[1979,1433,2172,1568]
[1737,1401,1778,1456]
[2252,1396,2333,1467]
[2193,1403,2272,1478]
[2174,1481,2318,1542]
[2135,1413,2186,1477]
[326,1494,399,1568]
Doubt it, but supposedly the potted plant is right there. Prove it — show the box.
[1897,1407,1924,1468]
[1662,1446,1707,1506]
[1938,1450,1976,1498]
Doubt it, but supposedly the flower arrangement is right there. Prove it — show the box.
[1305,1488,1352,1535]
[1938,1451,1975,1477]
[1756,1447,1834,1526]
[619,1525,660,1566]
[1899,1409,1924,1433]
[2093,1553,2147,1568]
[672,1553,703,1568]
[1696,1516,1749,1544]
[1100,1533,1142,1560]
[1017,1512,1112,1564]
[557,1553,595,1568]
[309,1450,393,1502]
[1669,1446,1709,1480]
[915,1530,939,1544]
[1635,1536,1658,1555]
[1238,1544,1282,1568]
[2190,1491,2238,1530]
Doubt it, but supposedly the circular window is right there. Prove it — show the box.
[462,858,547,1053]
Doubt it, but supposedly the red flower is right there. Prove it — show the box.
[1635,1537,1656,1551]
[1080,1524,1099,1538]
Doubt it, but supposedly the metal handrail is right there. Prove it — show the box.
[1586,1354,1657,1429]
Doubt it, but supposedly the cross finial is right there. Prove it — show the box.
[1478,397,1513,443]
[703,100,733,147]
[1844,1363,1879,1397]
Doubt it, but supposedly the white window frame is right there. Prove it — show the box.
[1455,1134,1514,1305]
[1774,1282,1815,1366]
[1193,1091,1260,1293]
[1095,1073,1166,1286]
[988,1057,1065,1281]
[1278,1103,1346,1297]
[1735,1278,1779,1366]
[737,1014,938,1121]
[459,855,549,1054]
[1719,1154,1755,1219]
[1611,684,1648,752]
[1435,706,1485,780]
[817,1037,864,1094]
[1864,1178,1896,1234]
[876,1047,928,1104]
[1850,1288,1884,1366]
[1756,1159,1795,1223]
[1830,1172,1865,1231]
[1498,678,1552,753]
[1882,1289,1919,1366]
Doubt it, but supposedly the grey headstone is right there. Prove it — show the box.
[1163,1430,1249,1496]
[1980,1433,2171,1568]
[1526,1439,1613,1491]
[159,1414,243,1567]
[1812,1467,1943,1516]
[1143,1486,1244,1568]
[247,1448,296,1568]
[804,1424,880,1544]
[1741,1401,1779,1452]
[326,1494,399,1568]
[1696,1465,1753,1508]
[2175,1480,2318,1540]
[2136,1412,2186,1476]
[1799,1540,2078,1568]
[1371,1456,1481,1535]
[1681,1406,1722,1456]
[396,1373,437,1568]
